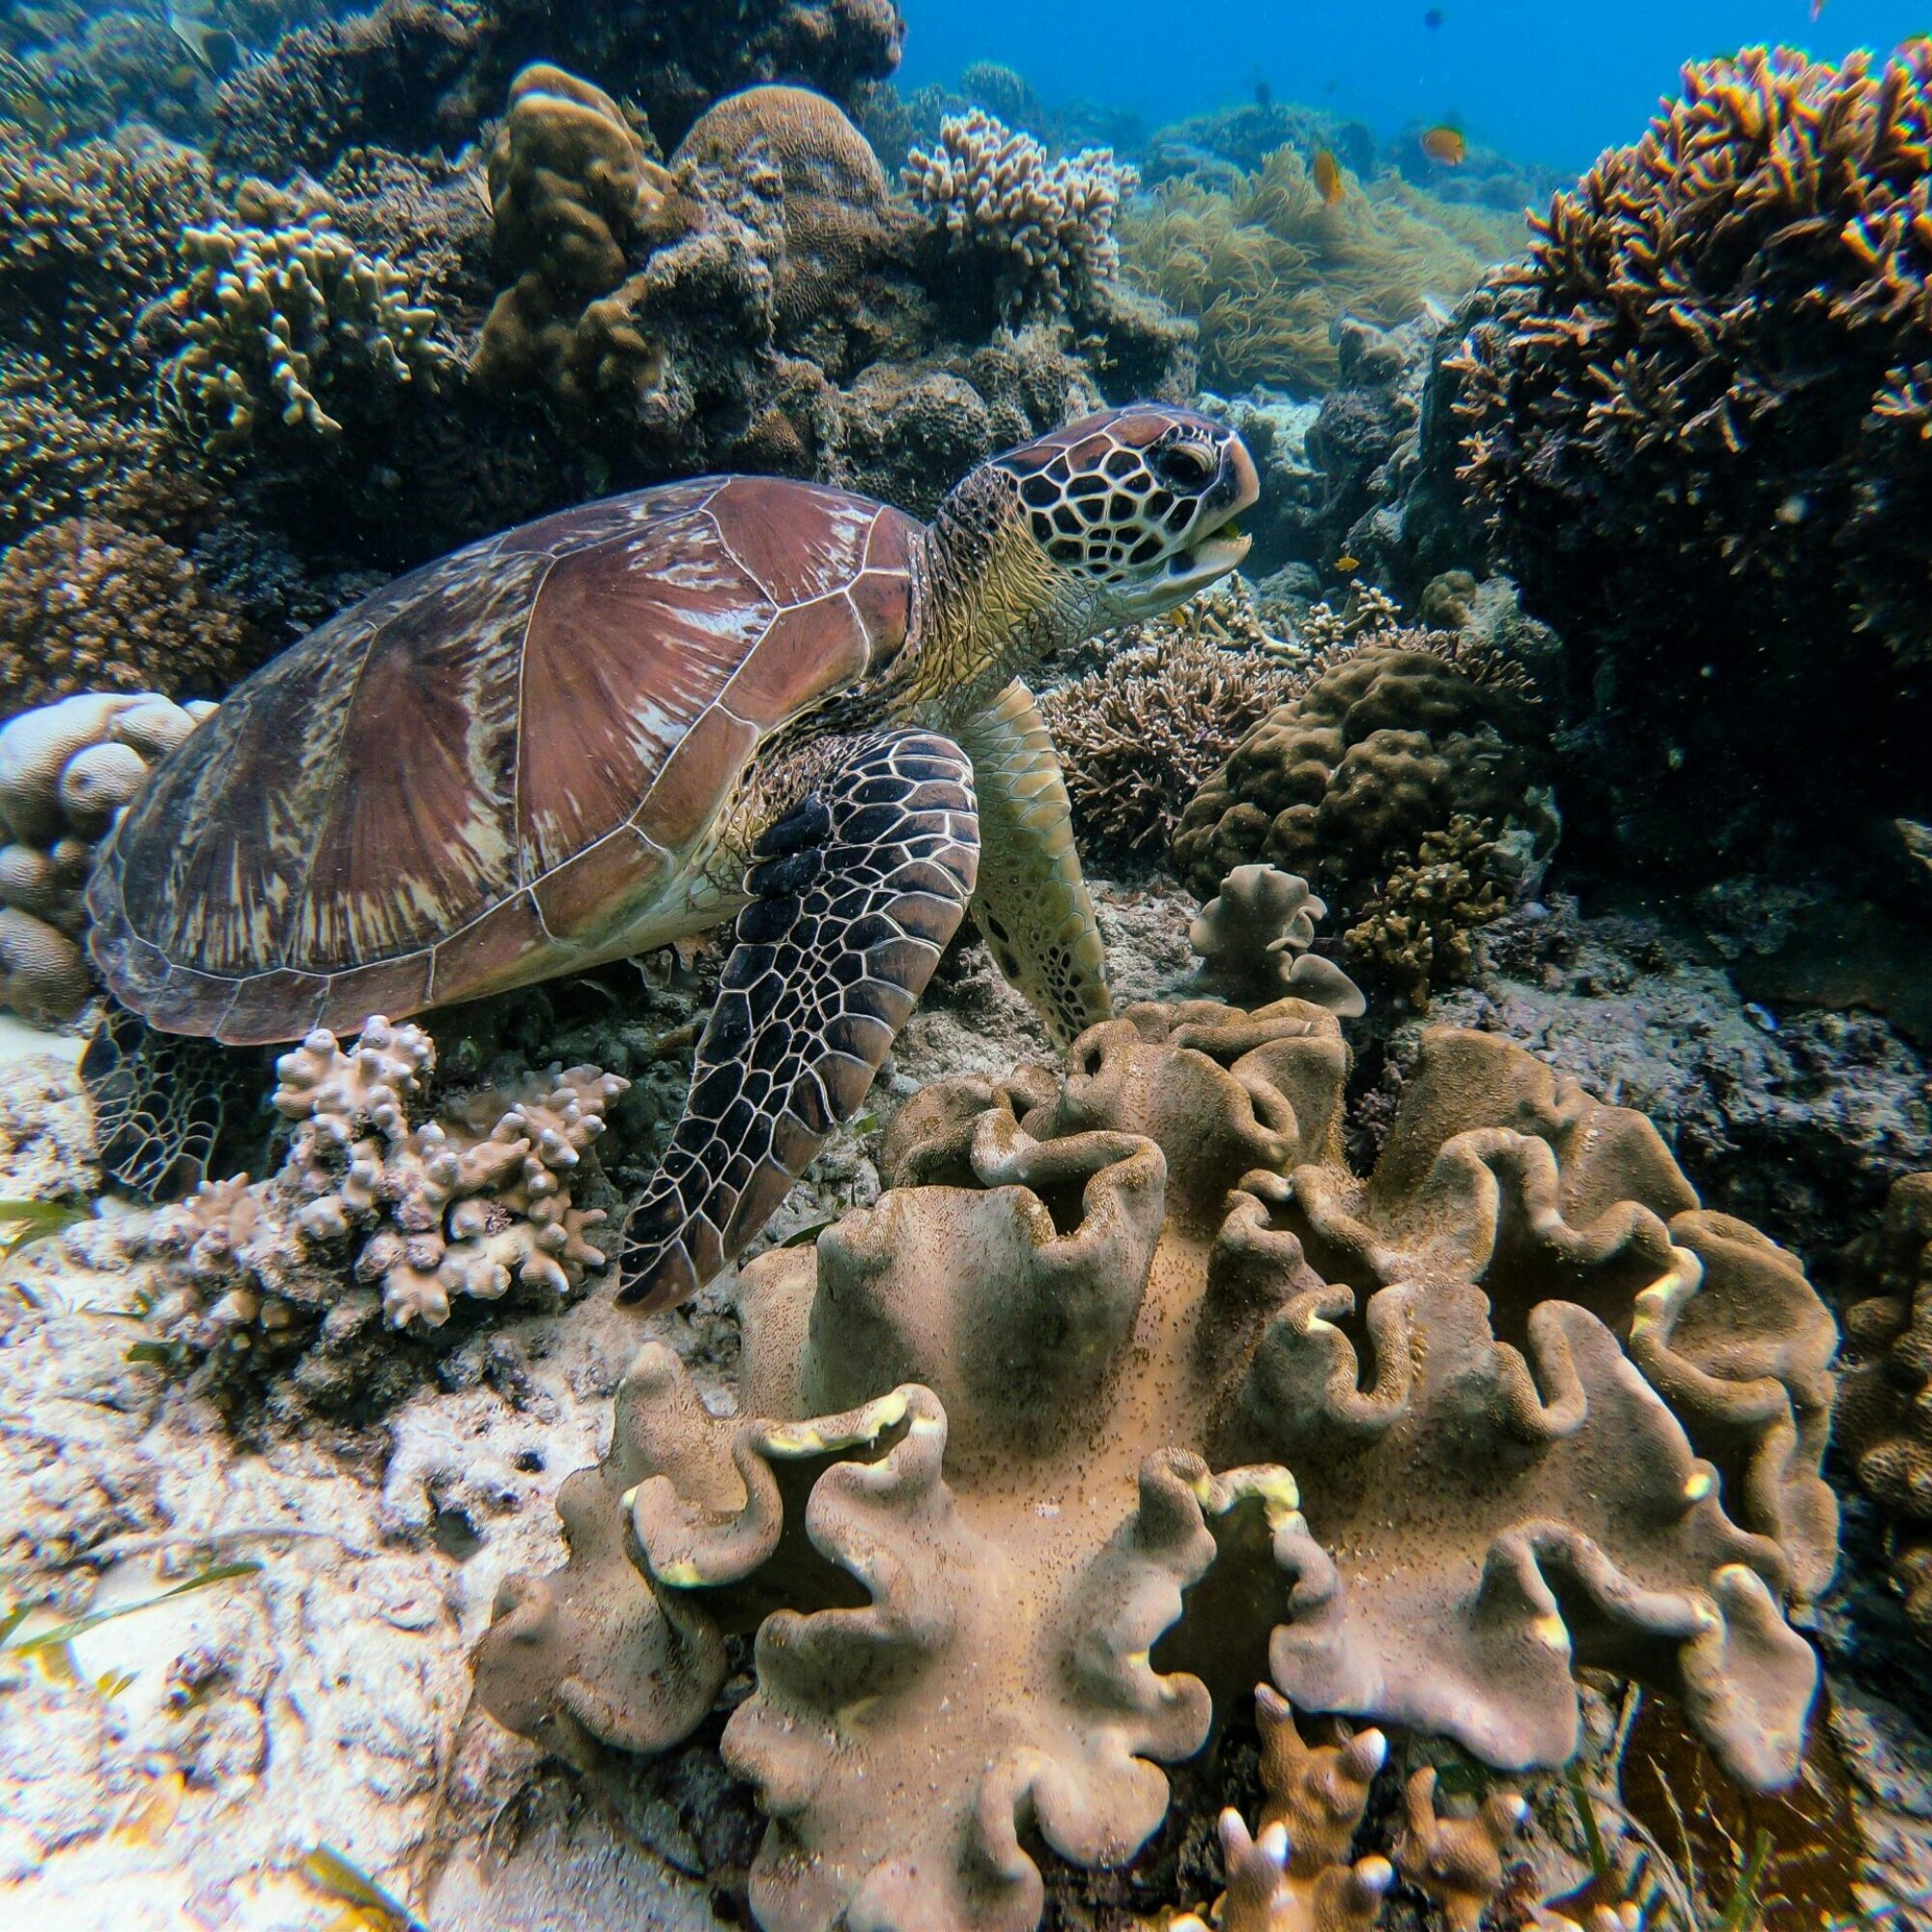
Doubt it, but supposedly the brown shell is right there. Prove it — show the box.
[88,476,920,1045]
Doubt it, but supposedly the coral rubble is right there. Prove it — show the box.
[0,691,212,1024]
[479,1000,1834,1929]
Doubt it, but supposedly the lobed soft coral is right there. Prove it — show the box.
[0,691,211,1025]
[156,212,452,455]
[903,108,1138,321]
[1172,636,1555,923]
[159,1016,628,1332]
[479,1000,1833,1932]
[0,517,250,711]
[1122,146,1518,393]
[1186,864,1366,1015]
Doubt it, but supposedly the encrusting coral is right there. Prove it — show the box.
[478,999,1835,1932]
[157,1016,628,1334]
[1172,636,1555,923]
[1839,1172,1932,1637]
[1187,864,1367,1015]
[1121,145,1517,392]
[0,691,212,1025]
[903,107,1139,321]
[155,210,452,455]
[0,516,250,710]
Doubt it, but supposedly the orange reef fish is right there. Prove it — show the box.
[1334,553,1360,572]
[1420,125,1466,164]
[1312,148,1345,205]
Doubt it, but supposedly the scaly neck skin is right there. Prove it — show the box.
[897,471,1095,729]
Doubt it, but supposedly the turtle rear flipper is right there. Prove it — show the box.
[81,1007,261,1201]
[617,727,980,1312]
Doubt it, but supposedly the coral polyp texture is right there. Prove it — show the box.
[157,1016,628,1336]
[903,108,1139,321]
[0,691,212,1024]
[1839,1172,1932,1637]
[478,1000,1834,1931]
[1171,637,1555,927]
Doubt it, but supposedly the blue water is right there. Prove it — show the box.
[898,0,1930,174]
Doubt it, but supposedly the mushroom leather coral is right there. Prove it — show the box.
[479,1001,1833,1931]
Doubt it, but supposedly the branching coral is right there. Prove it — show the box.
[1341,812,1508,1005]
[0,691,211,1025]
[1451,43,1932,670]
[1187,864,1366,1015]
[0,517,250,710]
[159,1016,629,1333]
[1839,1173,1932,1636]
[903,108,1138,321]
[479,1000,1834,1931]
[0,350,166,544]
[155,212,451,455]
[1171,636,1555,921]
[1121,146,1518,393]
[1040,616,1297,860]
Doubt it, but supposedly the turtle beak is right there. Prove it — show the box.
[1119,439,1261,615]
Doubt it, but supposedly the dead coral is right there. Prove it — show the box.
[1122,146,1517,392]
[479,1001,1833,1932]
[1187,864,1366,1015]
[903,108,1138,321]
[1171,636,1555,921]
[1040,612,1297,862]
[155,210,452,455]
[1451,43,1932,671]
[156,1015,629,1334]
[0,691,212,1025]
[1341,813,1508,1006]
[0,518,250,711]
[1839,1173,1932,1637]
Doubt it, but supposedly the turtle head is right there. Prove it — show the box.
[990,405,1259,626]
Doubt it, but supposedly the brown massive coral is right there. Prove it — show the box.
[1172,638,1555,931]
[478,1000,1834,1931]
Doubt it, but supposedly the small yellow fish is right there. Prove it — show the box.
[1420,124,1467,165]
[1312,148,1345,206]
[1334,553,1360,573]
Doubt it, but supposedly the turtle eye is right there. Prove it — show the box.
[1153,442,1212,487]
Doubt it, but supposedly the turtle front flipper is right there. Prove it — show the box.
[616,727,980,1313]
[955,678,1110,1049]
[82,1007,260,1200]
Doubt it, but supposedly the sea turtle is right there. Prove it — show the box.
[84,405,1258,1311]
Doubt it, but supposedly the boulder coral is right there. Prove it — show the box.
[478,1000,1835,1932]
[903,108,1139,321]
[0,691,211,1025]
[1172,637,1555,923]
[157,1016,628,1335]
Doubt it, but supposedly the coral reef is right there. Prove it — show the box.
[1840,1174,1932,1638]
[1040,615,1297,862]
[0,517,251,709]
[1122,147,1518,393]
[479,1001,1833,1930]
[0,351,170,545]
[1443,43,1932,882]
[1342,813,1509,1006]
[1172,637,1556,923]
[155,211,452,455]
[0,691,212,1024]
[1186,864,1366,1015]
[903,108,1138,321]
[156,1017,628,1335]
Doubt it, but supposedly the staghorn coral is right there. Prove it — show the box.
[1122,146,1518,393]
[1172,636,1555,920]
[903,108,1138,321]
[1839,1172,1932,1637]
[155,211,452,455]
[0,517,250,710]
[159,1016,628,1333]
[1040,616,1297,861]
[0,691,212,1025]
[1342,812,1509,1006]
[1187,864,1366,1015]
[478,1000,1834,1931]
